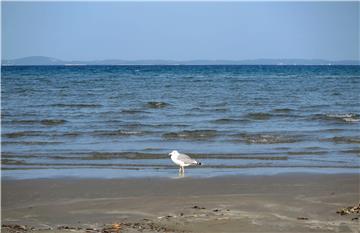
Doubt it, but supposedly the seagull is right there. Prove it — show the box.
[169,150,202,174]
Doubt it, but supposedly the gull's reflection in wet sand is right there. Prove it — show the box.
[169,171,186,179]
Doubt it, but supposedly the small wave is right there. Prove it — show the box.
[3,131,43,138]
[245,112,272,120]
[50,103,102,108]
[143,147,163,151]
[6,119,67,126]
[163,130,218,140]
[123,123,190,129]
[56,132,82,137]
[60,132,81,137]
[321,136,360,144]
[272,108,294,113]
[342,149,360,155]
[7,120,41,125]
[304,146,323,150]
[312,113,360,123]
[120,123,146,128]
[3,131,82,138]
[41,119,67,126]
[287,151,328,156]
[145,101,169,109]
[154,123,190,128]
[275,147,291,150]
[1,141,62,145]
[121,109,149,114]
[214,108,228,112]
[92,130,146,137]
[188,107,227,113]
[320,128,345,133]
[86,152,163,160]
[210,118,248,124]
[190,107,202,111]
[232,133,301,144]
[1,159,26,165]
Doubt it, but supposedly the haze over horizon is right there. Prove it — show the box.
[2,2,359,61]
[4,55,360,62]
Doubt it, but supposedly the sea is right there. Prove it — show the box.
[1,65,360,179]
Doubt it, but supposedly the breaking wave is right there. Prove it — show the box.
[92,130,148,137]
[312,113,360,123]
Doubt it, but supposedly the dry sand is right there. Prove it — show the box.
[2,174,359,232]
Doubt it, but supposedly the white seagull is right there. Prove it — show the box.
[169,150,202,174]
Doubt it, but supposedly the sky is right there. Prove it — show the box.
[2,2,359,61]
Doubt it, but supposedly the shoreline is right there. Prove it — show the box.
[2,167,359,180]
[2,173,359,232]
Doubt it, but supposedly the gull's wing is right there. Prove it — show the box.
[177,153,196,165]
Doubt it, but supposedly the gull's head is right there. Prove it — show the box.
[169,150,179,156]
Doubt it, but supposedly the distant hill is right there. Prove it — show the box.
[2,56,65,66]
[2,56,359,66]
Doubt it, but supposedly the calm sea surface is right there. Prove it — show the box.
[1,65,360,179]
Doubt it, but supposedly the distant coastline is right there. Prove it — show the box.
[2,56,359,66]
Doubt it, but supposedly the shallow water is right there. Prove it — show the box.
[2,65,360,179]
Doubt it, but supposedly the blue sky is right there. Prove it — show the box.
[2,2,359,61]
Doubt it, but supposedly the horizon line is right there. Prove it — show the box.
[3,56,360,62]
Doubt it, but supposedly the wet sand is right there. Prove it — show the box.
[2,174,359,232]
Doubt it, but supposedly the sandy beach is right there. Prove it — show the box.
[2,173,359,233]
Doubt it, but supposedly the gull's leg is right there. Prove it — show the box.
[182,166,185,174]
